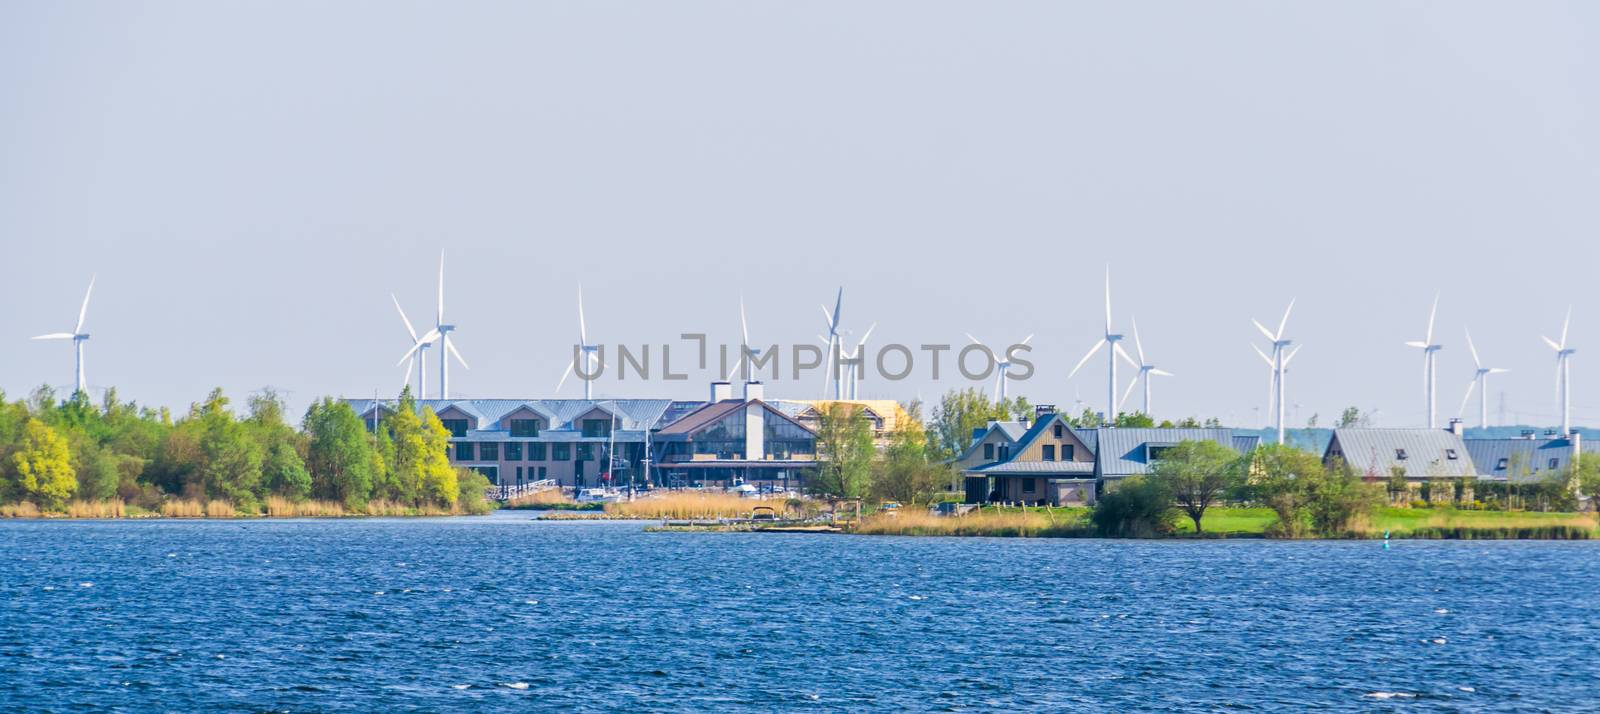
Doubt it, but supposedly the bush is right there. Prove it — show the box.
[455,470,494,515]
[1091,477,1173,537]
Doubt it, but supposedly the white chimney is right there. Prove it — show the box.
[710,381,733,402]
[743,380,764,402]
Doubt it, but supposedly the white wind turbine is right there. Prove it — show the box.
[393,293,438,397]
[1117,317,1173,417]
[965,332,1033,401]
[1404,293,1443,428]
[843,323,877,399]
[1068,266,1136,423]
[556,285,603,400]
[1251,299,1297,445]
[1541,308,1577,435]
[32,275,96,395]
[725,294,762,383]
[820,288,844,399]
[433,252,469,399]
[1458,327,1508,429]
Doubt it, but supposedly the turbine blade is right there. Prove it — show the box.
[1114,342,1138,370]
[1252,319,1276,343]
[1150,369,1174,377]
[1019,333,1034,346]
[965,333,982,346]
[75,275,96,334]
[1560,307,1571,349]
[1464,327,1481,369]
[1103,265,1112,334]
[32,333,74,340]
[1251,343,1274,367]
[397,339,428,366]
[1131,316,1146,364]
[1542,335,1562,352]
[739,294,750,346]
[437,251,445,324]
[1404,341,1429,349]
[1068,339,1106,379]
[856,322,876,348]
[1283,344,1303,366]
[446,337,469,369]
[556,361,575,394]
[1118,375,1139,412]
[1275,298,1296,341]
[392,294,418,341]
[1425,292,1439,345]
[831,288,843,330]
[1457,378,1478,419]
[577,285,588,346]
[402,356,415,393]
[1488,368,1510,374]
[820,305,834,332]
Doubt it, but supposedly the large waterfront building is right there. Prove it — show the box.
[652,382,818,489]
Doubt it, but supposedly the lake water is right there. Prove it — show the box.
[2,512,1597,712]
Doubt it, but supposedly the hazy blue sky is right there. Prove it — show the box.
[2,1,1595,428]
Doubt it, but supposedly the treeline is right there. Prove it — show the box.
[925,388,1219,460]
[0,385,489,515]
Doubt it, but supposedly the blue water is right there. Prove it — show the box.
[2,513,1598,712]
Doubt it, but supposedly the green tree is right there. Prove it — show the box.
[1112,411,1156,428]
[303,398,379,509]
[811,402,874,499]
[1302,461,1381,535]
[416,409,459,508]
[192,389,265,510]
[1245,443,1325,537]
[9,418,77,510]
[1091,477,1173,537]
[1147,440,1241,533]
[928,388,1012,459]
[870,402,945,504]
[455,468,492,515]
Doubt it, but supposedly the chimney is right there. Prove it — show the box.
[1447,418,1464,437]
[743,380,764,402]
[710,381,733,402]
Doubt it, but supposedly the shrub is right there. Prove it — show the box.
[1091,477,1173,537]
[455,470,494,515]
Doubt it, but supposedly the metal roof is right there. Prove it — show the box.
[343,398,680,433]
[971,461,1095,476]
[952,420,1029,463]
[1324,429,1475,479]
[1461,437,1595,482]
[1094,428,1246,478]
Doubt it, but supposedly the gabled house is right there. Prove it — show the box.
[652,382,817,489]
[1324,426,1477,503]
[1095,428,1258,486]
[1463,432,1591,483]
[959,412,1098,505]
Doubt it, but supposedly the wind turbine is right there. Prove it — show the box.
[725,293,762,382]
[557,285,603,399]
[1404,293,1443,428]
[1251,298,1297,445]
[966,332,1034,401]
[820,288,844,399]
[392,294,438,397]
[1458,327,1508,429]
[433,252,469,399]
[842,323,877,399]
[1541,308,1577,435]
[32,275,96,395]
[1068,265,1136,423]
[1117,317,1173,416]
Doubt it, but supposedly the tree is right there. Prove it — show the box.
[193,389,265,510]
[870,402,945,504]
[1091,477,1173,537]
[811,402,874,499]
[1335,407,1368,428]
[1302,464,1381,535]
[303,398,379,509]
[1245,443,1325,537]
[416,409,458,508]
[1112,412,1155,428]
[1574,456,1600,510]
[928,388,1012,459]
[1147,440,1242,533]
[9,419,77,510]
[1386,466,1410,505]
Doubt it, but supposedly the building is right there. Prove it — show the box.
[1095,428,1261,488]
[346,397,696,489]
[1463,431,1592,483]
[652,381,818,490]
[771,399,913,447]
[1323,425,1476,503]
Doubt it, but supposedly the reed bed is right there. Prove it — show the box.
[265,496,349,517]
[204,500,236,518]
[606,492,765,520]
[853,509,1090,538]
[1358,510,1599,540]
[505,490,577,508]
[160,499,204,518]
[0,501,42,518]
[66,500,126,518]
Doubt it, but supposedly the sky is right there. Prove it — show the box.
[1,1,1595,429]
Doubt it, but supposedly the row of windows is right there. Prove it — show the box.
[440,417,550,439]
[983,442,1077,462]
[453,441,601,462]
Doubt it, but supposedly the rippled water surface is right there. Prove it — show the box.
[3,513,1598,712]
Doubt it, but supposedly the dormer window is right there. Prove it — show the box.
[440,418,470,438]
[510,419,541,437]
[983,444,994,460]
[1053,424,1063,439]
[1550,458,1560,470]
[1496,458,1508,470]
[1445,449,1458,460]
[1395,449,1409,461]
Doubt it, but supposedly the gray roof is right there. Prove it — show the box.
[343,398,682,434]
[1325,429,1475,479]
[1462,437,1596,482]
[1095,428,1249,478]
[952,420,1029,463]
[971,461,1095,476]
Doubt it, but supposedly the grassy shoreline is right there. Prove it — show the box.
[0,497,489,519]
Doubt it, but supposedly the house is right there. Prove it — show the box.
[1463,431,1591,483]
[771,399,912,447]
[959,412,1097,505]
[345,397,694,489]
[1095,428,1260,488]
[1323,425,1476,503]
[652,381,818,490]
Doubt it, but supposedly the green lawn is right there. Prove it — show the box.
[1177,506,1599,538]
[1173,507,1276,535]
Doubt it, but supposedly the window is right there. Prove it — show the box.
[576,444,594,461]
[1062,445,1075,461]
[999,446,1010,460]
[582,419,612,438]
[1053,424,1063,439]
[1022,478,1036,494]
[1550,458,1560,470]
[479,442,499,461]
[505,442,523,461]
[454,442,475,460]
[515,466,524,484]
[1042,445,1056,461]
[1148,445,1173,461]
[553,443,570,461]
[538,467,547,479]
[1395,449,1409,461]
[1445,449,1458,460]
[528,443,547,461]
[510,419,541,437]
[983,444,994,460]
[1496,458,1508,470]
[440,419,469,438]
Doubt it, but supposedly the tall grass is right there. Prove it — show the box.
[66,500,126,518]
[160,499,204,517]
[265,496,349,517]
[505,490,576,508]
[0,502,42,518]
[853,509,1090,538]
[606,493,763,520]
[1358,509,1599,539]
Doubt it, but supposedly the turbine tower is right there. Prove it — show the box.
[1541,308,1577,435]
[1068,266,1135,423]
[31,275,96,395]
[820,288,844,399]
[966,333,1034,402]
[842,323,876,399]
[1251,298,1297,445]
[393,293,438,397]
[557,285,602,399]
[433,252,469,399]
[1404,293,1443,428]
[1118,317,1173,417]
[1458,327,1508,429]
